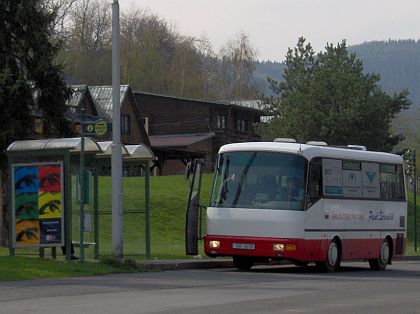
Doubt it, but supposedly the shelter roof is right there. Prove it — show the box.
[95,141,155,161]
[7,137,102,154]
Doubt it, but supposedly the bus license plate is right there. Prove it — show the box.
[232,243,255,250]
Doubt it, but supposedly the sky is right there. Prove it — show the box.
[114,0,420,62]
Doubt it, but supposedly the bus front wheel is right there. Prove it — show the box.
[233,256,254,271]
[369,239,390,271]
[316,238,341,273]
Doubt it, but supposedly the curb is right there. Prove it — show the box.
[138,259,234,271]
[137,255,420,271]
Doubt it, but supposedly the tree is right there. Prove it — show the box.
[0,0,72,244]
[59,0,112,84]
[219,32,258,100]
[261,37,411,151]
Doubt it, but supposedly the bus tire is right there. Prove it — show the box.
[369,238,390,271]
[233,256,254,271]
[316,238,341,273]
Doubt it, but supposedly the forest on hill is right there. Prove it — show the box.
[52,0,420,148]
[254,39,420,110]
[55,1,420,109]
[55,0,258,102]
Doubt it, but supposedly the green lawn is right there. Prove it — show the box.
[85,173,213,259]
[406,190,420,255]
[2,173,419,281]
[0,255,142,281]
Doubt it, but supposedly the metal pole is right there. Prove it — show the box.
[93,166,99,259]
[64,151,72,262]
[145,162,150,258]
[8,155,14,256]
[79,109,86,262]
[112,0,123,258]
[414,149,417,252]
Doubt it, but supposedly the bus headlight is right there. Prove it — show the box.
[208,240,220,249]
[273,243,285,251]
[273,243,297,251]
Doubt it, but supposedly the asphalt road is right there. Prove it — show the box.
[1,261,420,314]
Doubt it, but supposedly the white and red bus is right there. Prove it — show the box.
[186,140,407,272]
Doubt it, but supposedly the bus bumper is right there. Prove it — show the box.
[204,235,325,261]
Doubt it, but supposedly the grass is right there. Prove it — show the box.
[2,173,420,280]
[0,256,140,281]
[406,190,420,255]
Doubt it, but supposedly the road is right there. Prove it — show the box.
[0,261,419,314]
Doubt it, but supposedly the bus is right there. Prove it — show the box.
[186,140,407,272]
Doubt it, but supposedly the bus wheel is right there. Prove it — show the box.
[369,239,390,271]
[233,256,254,271]
[316,238,341,272]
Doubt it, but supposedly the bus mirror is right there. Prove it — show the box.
[185,162,192,184]
[309,180,320,199]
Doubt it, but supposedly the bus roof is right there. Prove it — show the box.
[218,142,403,164]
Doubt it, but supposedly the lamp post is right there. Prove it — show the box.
[112,0,123,258]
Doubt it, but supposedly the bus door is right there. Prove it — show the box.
[185,159,204,255]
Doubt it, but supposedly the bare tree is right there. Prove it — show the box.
[219,32,258,100]
[68,0,111,53]
[41,0,78,39]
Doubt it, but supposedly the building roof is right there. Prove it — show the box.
[89,85,130,119]
[67,85,88,111]
[149,133,216,148]
[135,91,265,113]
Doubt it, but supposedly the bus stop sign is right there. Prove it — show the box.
[83,119,111,136]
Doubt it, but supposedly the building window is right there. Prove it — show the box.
[121,114,130,135]
[236,119,248,132]
[217,115,226,129]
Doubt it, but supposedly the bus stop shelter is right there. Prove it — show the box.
[6,137,155,262]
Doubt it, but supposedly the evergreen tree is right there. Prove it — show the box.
[0,0,72,243]
[261,37,411,151]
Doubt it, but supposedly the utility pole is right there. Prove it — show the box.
[413,149,417,252]
[112,0,123,258]
[404,148,417,252]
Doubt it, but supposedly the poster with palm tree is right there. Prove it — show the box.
[13,162,64,247]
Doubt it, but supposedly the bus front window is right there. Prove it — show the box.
[211,151,307,210]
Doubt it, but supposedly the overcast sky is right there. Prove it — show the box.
[114,0,420,61]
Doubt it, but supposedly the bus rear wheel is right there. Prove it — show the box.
[369,239,390,271]
[233,256,254,271]
[316,238,341,273]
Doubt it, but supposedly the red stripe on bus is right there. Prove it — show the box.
[204,235,406,261]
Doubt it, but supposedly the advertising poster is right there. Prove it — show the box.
[342,170,362,198]
[13,162,64,247]
[322,159,343,196]
[362,162,380,198]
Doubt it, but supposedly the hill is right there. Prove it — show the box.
[254,39,420,109]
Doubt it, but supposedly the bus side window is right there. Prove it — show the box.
[307,158,322,207]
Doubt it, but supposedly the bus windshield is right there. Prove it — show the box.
[210,151,307,210]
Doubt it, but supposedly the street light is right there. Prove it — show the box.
[112,0,123,258]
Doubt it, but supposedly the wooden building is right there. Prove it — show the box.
[31,85,264,175]
[134,92,264,174]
